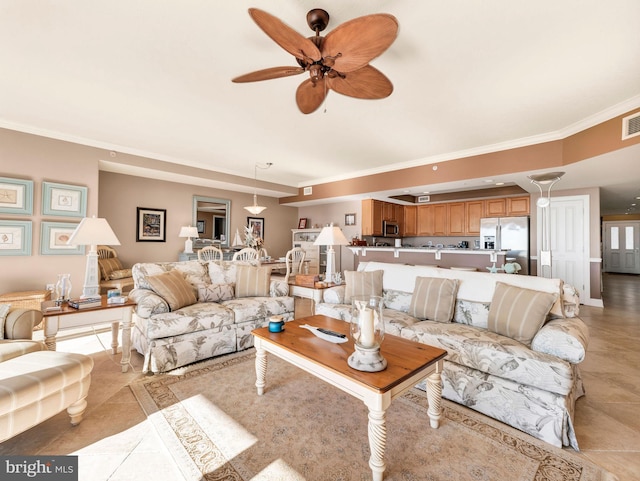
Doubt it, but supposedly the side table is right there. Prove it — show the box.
[290,282,342,314]
[41,296,136,373]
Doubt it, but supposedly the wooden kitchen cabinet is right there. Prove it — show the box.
[465,200,484,235]
[447,202,466,235]
[417,205,434,235]
[433,204,448,235]
[485,198,507,217]
[403,205,417,236]
[507,196,530,216]
[361,199,383,236]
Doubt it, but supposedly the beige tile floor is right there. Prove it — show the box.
[1,274,638,481]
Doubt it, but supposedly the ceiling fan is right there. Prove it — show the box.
[232,8,399,114]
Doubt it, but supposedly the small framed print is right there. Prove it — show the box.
[247,217,264,240]
[137,207,167,242]
[0,220,32,256]
[345,213,356,226]
[42,181,87,218]
[197,220,205,234]
[298,218,308,229]
[40,221,85,255]
[0,177,34,215]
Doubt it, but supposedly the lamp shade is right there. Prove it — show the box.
[67,216,120,246]
[313,224,350,246]
[179,226,199,238]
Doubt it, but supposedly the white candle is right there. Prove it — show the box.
[359,307,375,348]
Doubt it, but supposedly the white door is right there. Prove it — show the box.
[603,221,640,274]
[542,196,589,302]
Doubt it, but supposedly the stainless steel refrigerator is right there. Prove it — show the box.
[480,216,530,275]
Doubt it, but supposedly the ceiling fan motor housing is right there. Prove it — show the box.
[306,9,329,32]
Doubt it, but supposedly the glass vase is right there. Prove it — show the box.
[55,273,72,303]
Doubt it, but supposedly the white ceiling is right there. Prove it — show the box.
[1,1,639,215]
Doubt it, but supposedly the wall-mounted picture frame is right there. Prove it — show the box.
[298,218,308,229]
[42,181,87,218]
[0,177,34,215]
[40,221,85,255]
[0,220,32,256]
[137,207,166,242]
[345,213,356,226]
[247,216,264,240]
[197,220,205,234]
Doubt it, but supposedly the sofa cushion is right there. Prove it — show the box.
[408,277,459,323]
[146,269,197,311]
[453,299,491,329]
[0,303,10,340]
[109,268,132,280]
[197,283,235,303]
[140,302,236,340]
[98,257,122,280]
[487,282,557,346]
[235,265,271,298]
[221,296,294,324]
[0,339,47,362]
[344,270,383,304]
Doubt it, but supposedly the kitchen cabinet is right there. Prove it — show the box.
[361,199,383,236]
[465,200,484,235]
[403,205,417,236]
[447,202,466,235]
[485,198,507,217]
[416,205,434,235]
[433,204,448,235]
[507,196,530,215]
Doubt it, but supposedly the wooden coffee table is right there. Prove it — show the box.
[252,315,447,481]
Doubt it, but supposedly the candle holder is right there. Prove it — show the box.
[348,295,387,372]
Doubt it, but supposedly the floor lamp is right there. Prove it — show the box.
[314,223,349,283]
[67,216,121,298]
[528,172,564,278]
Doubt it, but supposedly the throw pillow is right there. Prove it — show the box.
[98,257,123,280]
[487,282,557,346]
[344,270,384,304]
[0,303,11,340]
[109,268,132,280]
[146,269,197,311]
[408,277,459,323]
[197,283,235,302]
[235,265,271,298]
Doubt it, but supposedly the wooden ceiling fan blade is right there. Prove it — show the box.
[296,78,327,114]
[327,66,393,99]
[322,14,398,72]
[248,8,321,62]
[232,66,305,83]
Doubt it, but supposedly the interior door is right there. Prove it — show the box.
[603,221,640,274]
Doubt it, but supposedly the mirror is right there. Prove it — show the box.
[193,196,231,247]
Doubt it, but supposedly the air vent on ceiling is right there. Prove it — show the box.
[622,112,640,140]
[417,195,431,203]
[303,186,312,196]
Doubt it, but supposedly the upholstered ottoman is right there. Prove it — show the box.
[0,350,94,442]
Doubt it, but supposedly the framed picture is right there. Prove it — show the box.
[197,220,205,234]
[247,217,264,240]
[42,181,87,218]
[137,207,166,242]
[0,177,34,215]
[40,221,85,255]
[345,213,356,226]
[298,218,308,229]
[0,220,32,256]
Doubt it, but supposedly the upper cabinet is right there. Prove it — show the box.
[362,199,383,236]
[403,205,417,236]
[416,205,434,235]
[485,198,507,217]
[465,200,484,235]
[447,203,466,236]
[507,196,530,216]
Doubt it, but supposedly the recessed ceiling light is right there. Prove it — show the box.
[484,180,493,183]
[423,191,430,194]
[495,182,505,186]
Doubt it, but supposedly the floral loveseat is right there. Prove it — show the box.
[315,261,588,450]
[129,260,294,373]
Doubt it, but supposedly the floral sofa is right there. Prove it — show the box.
[129,259,294,373]
[315,261,588,450]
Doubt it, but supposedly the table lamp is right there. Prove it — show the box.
[313,223,349,283]
[179,226,199,254]
[67,216,121,298]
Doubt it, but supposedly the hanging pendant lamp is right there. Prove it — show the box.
[244,162,272,215]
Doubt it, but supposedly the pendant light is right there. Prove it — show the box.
[244,162,272,215]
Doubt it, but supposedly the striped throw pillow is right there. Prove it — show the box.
[235,265,271,298]
[344,270,384,304]
[146,269,196,311]
[488,282,557,346]
[408,277,459,323]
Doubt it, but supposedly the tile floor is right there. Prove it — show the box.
[0,274,638,481]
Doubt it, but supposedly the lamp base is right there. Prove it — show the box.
[184,238,193,254]
[348,343,387,372]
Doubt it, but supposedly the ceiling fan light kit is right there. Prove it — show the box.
[232,8,399,114]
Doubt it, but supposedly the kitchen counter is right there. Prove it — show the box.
[348,246,509,271]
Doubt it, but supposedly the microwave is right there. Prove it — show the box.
[382,220,400,237]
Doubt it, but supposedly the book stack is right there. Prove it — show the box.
[68,297,102,309]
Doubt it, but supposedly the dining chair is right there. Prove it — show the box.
[232,247,259,262]
[284,247,306,284]
[198,246,223,262]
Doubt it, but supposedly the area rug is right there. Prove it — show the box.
[130,350,617,481]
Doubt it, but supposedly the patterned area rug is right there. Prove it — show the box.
[130,350,617,481]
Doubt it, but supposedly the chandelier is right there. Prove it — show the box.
[244,162,273,215]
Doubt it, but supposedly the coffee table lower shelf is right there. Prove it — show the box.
[252,315,447,481]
